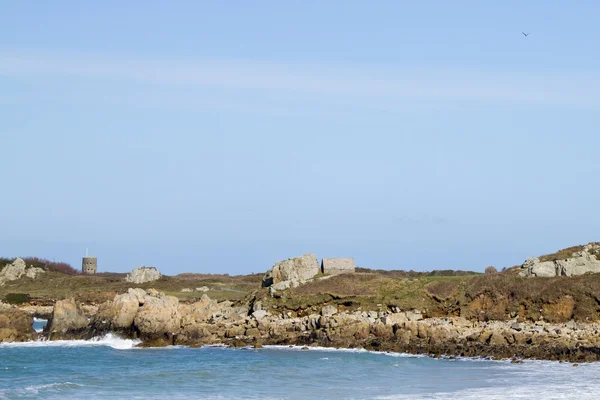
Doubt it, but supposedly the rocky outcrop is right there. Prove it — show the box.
[86,289,249,346]
[0,258,45,286]
[520,243,600,277]
[262,254,320,288]
[0,307,35,342]
[44,298,89,340]
[125,266,161,284]
[91,288,147,335]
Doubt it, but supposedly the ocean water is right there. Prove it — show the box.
[1,320,598,399]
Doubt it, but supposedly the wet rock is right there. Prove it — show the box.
[0,308,35,342]
[45,298,89,340]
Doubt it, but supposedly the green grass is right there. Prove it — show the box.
[4,293,31,305]
[0,269,262,304]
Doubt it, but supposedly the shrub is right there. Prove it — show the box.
[5,293,30,305]
[426,280,459,301]
[21,257,80,275]
[485,266,498,275]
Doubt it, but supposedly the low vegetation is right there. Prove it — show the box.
[0,257,80,275]
[0,263,262,304]
[538,243,600,262]
[5,243,600,323]
[4,293,30,305]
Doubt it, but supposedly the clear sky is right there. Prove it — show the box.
[2,1,599,275]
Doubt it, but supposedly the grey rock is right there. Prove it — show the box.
[195,286,210,292]
[262,254,319,287]
[25,267,45,279]
[0,258,27,286]
[252,310,268,320]
[520,243,600,277]
[0,258,45,286]
[530,261,558,277]
[556,252,600,276]
[125,266,161,284]
[271,280,293,291]
[406,310,424,321]
[321,305,338,317]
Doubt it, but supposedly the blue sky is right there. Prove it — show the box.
[2,1,599,275]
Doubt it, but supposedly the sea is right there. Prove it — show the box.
[0,319,598,399]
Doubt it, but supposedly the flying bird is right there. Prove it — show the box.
[522,32,530,36]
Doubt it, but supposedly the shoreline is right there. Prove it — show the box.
[5,285,600,363]
[0,335,592,366]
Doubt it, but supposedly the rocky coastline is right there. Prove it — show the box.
[4,244,600,363]
[1,288,600,363]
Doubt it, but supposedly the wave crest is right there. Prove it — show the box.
[0,333,141,350]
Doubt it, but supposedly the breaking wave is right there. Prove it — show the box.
[0,333,140,350]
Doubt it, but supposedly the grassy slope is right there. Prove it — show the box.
[4,243,600,322]
[256,268,600,323]
[0,259,262,304]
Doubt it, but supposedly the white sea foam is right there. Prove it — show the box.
[0,382,84,399]
[374,385,600,400]
[33,318,48,323]
[0,333,140,350]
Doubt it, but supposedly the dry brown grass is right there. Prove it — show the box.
[539,245,586,262]
[460,270,600,322]
[425,280,460,301]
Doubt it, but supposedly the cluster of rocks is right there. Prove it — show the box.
[262,254,355,294]
[43,288,248,345]
[0,258,45,286]
[125,266,161,284]
[0,306,36,342]
[13,293,596,361]
[520,243,600,277]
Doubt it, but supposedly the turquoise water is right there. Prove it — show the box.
[0,320,598,399]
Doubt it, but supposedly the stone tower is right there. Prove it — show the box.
[82,256,97,274]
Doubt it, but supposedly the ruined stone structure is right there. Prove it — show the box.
[321,258,355,275]
[82,257,97,274]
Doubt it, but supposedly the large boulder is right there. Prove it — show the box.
[134,295,180,344]
[125,266,161,284]
[45,298,89,340]
[0,308,35,342]
[92,288,148,335]
[262,254,320,287]
[520,243,600,277]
